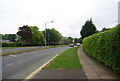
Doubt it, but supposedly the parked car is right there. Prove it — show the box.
[76,43,80,46]
[70,44,74,47]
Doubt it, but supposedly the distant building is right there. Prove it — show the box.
[0,39,10,43]
[118,1,120,24]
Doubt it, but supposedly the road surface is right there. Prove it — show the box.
[2,46,47,53]
[2,46,70,79]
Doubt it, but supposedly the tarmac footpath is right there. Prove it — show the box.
[78,48,119,81]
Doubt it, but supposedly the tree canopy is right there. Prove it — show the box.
[30,26,44,45]
[2,34,17,42]
[17,25,32,43]
[43,28,62,45]
[17,25,44,45]
[60,37,73,44]
[80,19,97,39]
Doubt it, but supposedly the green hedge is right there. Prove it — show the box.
[2,42,43,47]
[2,42,25,47]
[82,25,120,73]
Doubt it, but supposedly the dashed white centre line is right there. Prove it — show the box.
[22,53,27,54]
[9,55,16,57]
[19,60,24,62]
[5,63,14,67]
[4,57,12,59]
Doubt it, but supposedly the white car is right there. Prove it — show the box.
[76,43,80,46]
[70,44,74,47]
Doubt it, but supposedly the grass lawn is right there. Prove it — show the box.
[44,47,82,69]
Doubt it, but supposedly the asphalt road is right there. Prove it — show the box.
[2,46,71,79]
[2,46,47,53]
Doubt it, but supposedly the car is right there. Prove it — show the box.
[70,44,74,47]
[76,43,80,46]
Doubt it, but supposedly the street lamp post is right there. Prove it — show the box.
[45,21,54,46]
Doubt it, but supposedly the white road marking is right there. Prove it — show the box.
[9,55,16,57]
[19,60,24,62]
[4,57,12,59]
[5,63,14,67]
[22,53,27,54]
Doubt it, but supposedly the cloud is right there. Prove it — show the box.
[0,0,119,38]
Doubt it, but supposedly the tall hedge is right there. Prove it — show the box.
[82,25,120,73]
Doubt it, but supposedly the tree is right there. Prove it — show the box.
[80,19,97,39]
[9,34,17,42]
[17,25,32,43]
[0,34,2,39]
[50,28,62,44]
[78,37,82,44]
[60,37,73,44]
[2,34,17,42]
[74,38,78,43]
[42,28,62,45]
[68,37,73,43]
[101,27,110,32]
[30,26,44,45]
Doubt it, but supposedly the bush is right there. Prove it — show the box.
[82,25,120,73]
[2,42,43,47]
[2,42,17,47]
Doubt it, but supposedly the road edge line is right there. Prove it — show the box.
[23,54,59,81]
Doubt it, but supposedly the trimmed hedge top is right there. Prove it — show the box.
[82,25,120,73]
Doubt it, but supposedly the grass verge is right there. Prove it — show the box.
[44,47,82,69]
[2,45,68,49]
[1,47,49,56]
[1,45,68,56]
[1,46,49,49]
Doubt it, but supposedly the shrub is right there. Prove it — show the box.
[2,42,43,47]
[2,42,17,47]
[82,25,120,73]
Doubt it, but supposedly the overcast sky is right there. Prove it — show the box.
[0,0,119,38]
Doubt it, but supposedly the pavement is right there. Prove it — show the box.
[32,68,87,79]
[30,47,119,81]
[78,48,119,80]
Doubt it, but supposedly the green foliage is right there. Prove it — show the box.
[80,19,97,39]
[60,37,73,44]
[101,27,110,32]
[43,28,62,45]
[82,25,120,73]
[2,42,17,47]
[2,42,43,47]
[30,26,44,45]
[17,25,32,43]
[2,34,17,42]
[74,38,78,43]
[0,34,2,39]
[78,37,82,44]
[16,25,44,46]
